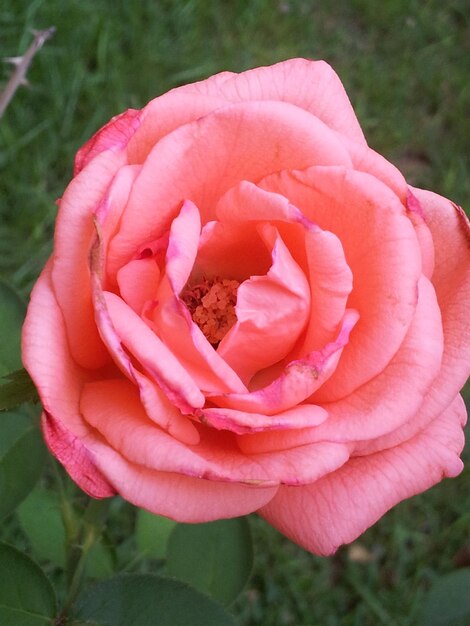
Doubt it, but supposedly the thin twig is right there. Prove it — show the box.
[0,26,55,119]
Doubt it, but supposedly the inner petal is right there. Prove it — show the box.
[218,224,311,385]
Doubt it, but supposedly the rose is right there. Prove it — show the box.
[22,58,469,555]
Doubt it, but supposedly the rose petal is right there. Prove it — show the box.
[240,276,443,453]
[131,369,200,445]
[116,257,160,315]
[259,395,466,555]
[107,99,353,274]
[358,190,470,453]
[42,412,115,498]
[101,291,205,411]
[181,58,367,145]
[210,309,359,414]
[195,220,272,282]
[218,225,310,383]
[126,92,229,164]
[86,438,279,522]
[81,379,351,486]
[21,262,114,496]
[74,109,141,174]
[151,200,248,395]
[217,181,353,351]
[314,275,443,442]
[197,403,327,435]
[259,165,421,400]
[339,135,408,201]
[51,149,129,369]
[406,188,435,278]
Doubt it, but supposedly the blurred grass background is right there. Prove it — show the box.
[0,0,469,624]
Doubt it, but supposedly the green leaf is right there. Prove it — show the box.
[166,517,253,606]
[0,282,26,376]
[0,542,57,625]
[0,369,39,412]
[135,510,176,559]
[18,487,65,566]
[0,412,46,518]
[72,574,236,626]
[419,568,470,626]
[18,486,114,577]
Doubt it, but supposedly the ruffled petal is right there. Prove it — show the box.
[218,225,310,383]
[42,412,115,498]
[217,181,353,351]
[108,99,352,271]
[81,379,351,486]
[259,166,421,400]
[197,403,327,435]
[151,200,247,395]
[102,291,205,411]
[259,395,466,555]
[210,309,358,414]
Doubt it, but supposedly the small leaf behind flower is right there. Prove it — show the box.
[0,411,46,518]
[72,574,236,626]
[419,568,470,625]
[0,542,56,625]
[0,281,25,376]
[166,517,254,606]
[18,486,115,578]
[0,369,39,412]
[135,509,177,559]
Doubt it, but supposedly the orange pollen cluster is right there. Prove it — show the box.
[181,277,239,346]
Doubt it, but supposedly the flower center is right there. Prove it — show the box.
[181,277,239,346]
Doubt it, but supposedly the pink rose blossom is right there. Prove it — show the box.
[22,59,469,555]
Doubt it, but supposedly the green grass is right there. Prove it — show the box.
[1,1,469,624]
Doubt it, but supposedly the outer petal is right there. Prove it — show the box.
[180,58,367,145]
[126,92,229,164]
[417,189,470,393]
[86,438,279,522]
[358,190,470,453]
[81,380,351,486]
[259,395,466,556]
[51,149,128,369]
[240,276,443,453]
[42,412,115,498]
[21,262,114,496]
[74,109,141,174]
